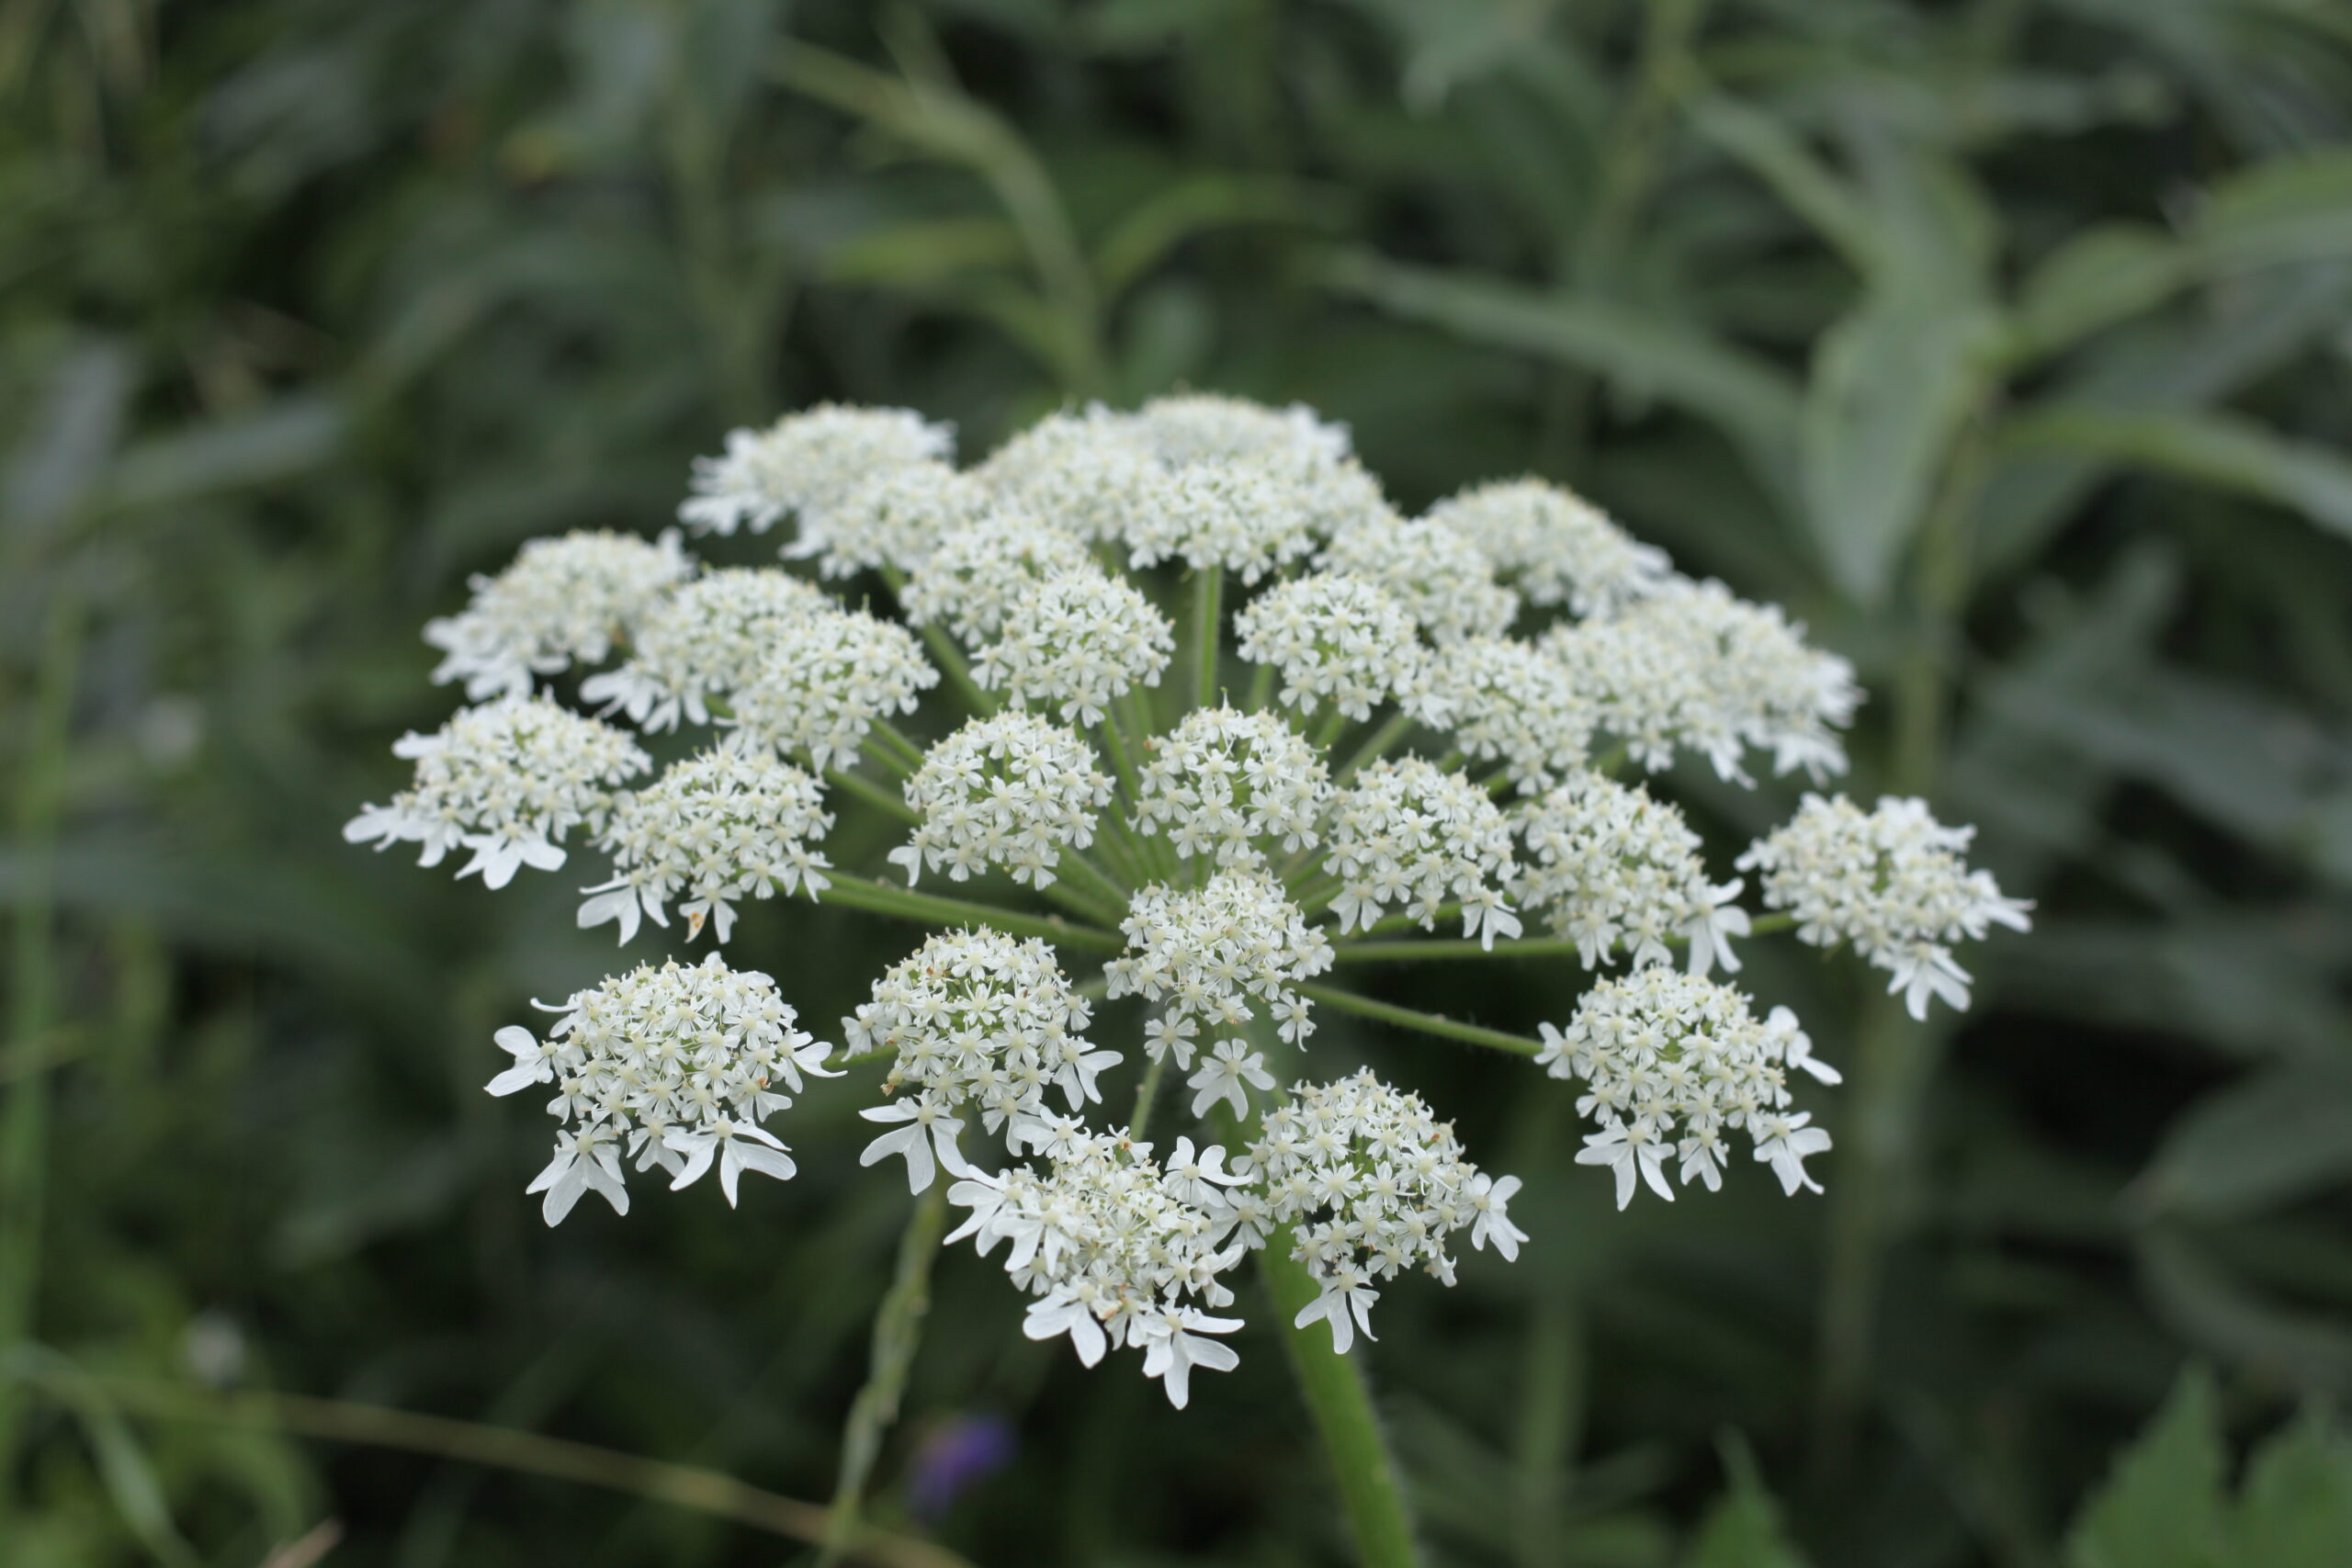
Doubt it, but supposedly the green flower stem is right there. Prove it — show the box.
[1329,913,1797,964]
[1125,1048,1170,1139]
[1479,769,1518,799]
[1297,983,1543,1058]
[871,720,932,773]
[1311,707,1351,751]
[1056,850,1132,919]
[1036,876,1126,931]
[819,874,1124,953]
[827,767,921,826]
[1256,1232,1424,1568]
[1334,711,1417,784]
[1589,742,1628,777]
[0,593,81,1531]
[1190,565,1224,710]
[881,568,996,717]
[860,736,914,782]
[1245,660,1278,715]
[1431,750,1466,774]
[818,1184,949,1568]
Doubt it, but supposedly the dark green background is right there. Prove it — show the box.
[6,2,2352,1564]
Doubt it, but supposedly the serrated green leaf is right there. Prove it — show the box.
[2064,1365,2228,1568]
[1683,1435,1811,1568]
[2234,1409,2352,1568]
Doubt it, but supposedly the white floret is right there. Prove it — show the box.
[678,403,954,536]
[1234,574,1430,723]
[724,605,939,773]
[578,750,834,945]
[1425,479,1672,618]
[972,568,1174,727]
[889,712,1114,889]
[424,530,692,702]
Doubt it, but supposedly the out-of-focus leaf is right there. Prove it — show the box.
[2000,404,2352,544]
[2201,151,2352,270]
[5,340,132,538]
[1800,281,2001,602]
[1682,1435,1811,1568]
[1685,93,1883,273]
[821,218,1027,286]
[2013,225,2196,359]
[2140,1231,2352,1400]
[2140,1068,2352,1219]
[2234,1409,2352,1568]
[97,397,344,514]
[3,1346,200,1568]
[1093,174,1343,299]
[1319,250,1804,507]
[2064,1364,2227,1568]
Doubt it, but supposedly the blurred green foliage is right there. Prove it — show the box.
[6,0,2352,1564]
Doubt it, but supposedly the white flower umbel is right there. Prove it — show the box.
[1545,579,1860,783]
[424,529,692,702]
[1513,772,1748,975]
[1323,757,1521,947]
[1105,871,1336,1066]
[345,696,649,888]
[1128,393,1353,476]
[888,712,1113,889]
[1234,574,1430,723]
[578,750,834,945]
[846,930,1119,1187]
[972,568,1174,727]
[1136,707,1330,867]
[679,403,954,537]
[1424,479,1671,619]
[787,460,993,579]
[972,407,1163,544]
[1251,1070,1523,1352]
[1737,794,2032,1019]
[1426,636,1592,794]
[488,953,834,1222]
[725,605,939,773]
[1536,968,1834,1207]
[580,567,831,730]
[947,1131,1247,1407]
[901,513,1095,645]
[1122,461,1319,585]
[1318,514,1518,644]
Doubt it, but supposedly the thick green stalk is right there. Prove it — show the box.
[820,1185,950,1567]
[827,767,921,826]
[1334,711,1416,785]
[1297,984,1542,1058]
[820,874,1123,953]
[0,594,80,1529]
[1190,565,1223,710]
[1126,1048,1170,1140]
[1258,1235,1423,1568]
[1245,660,1278,715]
[1329,913,1796,964]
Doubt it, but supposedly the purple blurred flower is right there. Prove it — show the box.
[906,1411,1018,1522]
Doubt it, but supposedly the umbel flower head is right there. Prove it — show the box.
[348,393,2032,1408]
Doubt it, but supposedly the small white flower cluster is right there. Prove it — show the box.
[1546,580,1859,783]
[888,712,1113,889]
[725,606,939,773]
[1427,637,1592,793]
[901,512,1094,644]
[1251,1071,1525,1352]
[579,750,834,946]
[581,568,831,730]
[1424,479,1671,619]
[1318,515,1518,644]
[1234,574,1430,721]
[948,1133,1250,1408]
[1129,393,1353,476]
[972,408,1161,543]
[344,696,648,887]
[787,460,991,579]
[846,930,1120,1190]
[1136,707,1330,866]
[679,403,954,537]
[1738,795,2032,1019]
[1324,758,1521,947]
[424,529,693,702]
[1106,870,1335,1083]
[1535,969,1838,1209]
[1513,772,1747,976]
[1123,461,1319,585]
[971,569,1173,727]
[486,953,835,1222]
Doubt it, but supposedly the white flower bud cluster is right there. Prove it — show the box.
[1535,969,1838,1209]
[1234,574,1430,722]
[1737,794,2032,1019]
[1122,461,1318,585]
[1545,579,1860,783]
[1318,515,1518,644]
[424,529,692,702]
[725,605,939,773]
[1425,479,1671,618]
[1426,637,1592,793]
[1136,707,1330,866]
[947,1133,1249,1408]
[972,569,1173,727]
[344,696,648,887]
[578,750,834,946]
[1129,393,1352,476]
[1513,772,1748,976]
[486,953,835,1223]
[972,408,1161,543]
[847,930,1120,1190]
[901,513,1094,643]
[1324,758,1521,947]
[1251,1070,1525,1353]
[888,712,1113,889]
[581,568,831,730]
[678,403,954,537]
[1106,870,1335,1069]
[786,460,991,579]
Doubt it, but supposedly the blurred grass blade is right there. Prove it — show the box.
[2062,1363,2226,1568]
[1682,93,1883,274]
[4,339,131,538]
[2139,1231,2352,1400]
[2200,151,2352,270]
[3,1346,200,1568]
[97,396,345,514]
[2000,404,2352,543]
[2012,225,2197,360]
[1093,175,1345,301]
[2139,1067,2352,1219]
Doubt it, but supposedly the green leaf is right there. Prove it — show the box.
[2200,152,2352,272]
[97,396,345,513]
[1683,1435,1811,1568]
[1684,94,1883,274]
[2142,1068,2352,1219]
[2013,225,2197,359]
[1999,404,2352,544]
[2140,1232,2352,1400]
[1093,174,1345,299]
[2064,1365,2229,1568]
[2234,1409,2352,1568]
[1800,283,2001,602]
